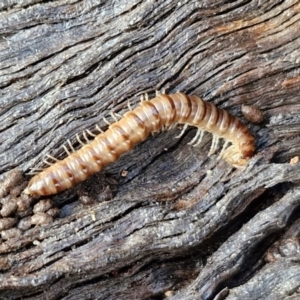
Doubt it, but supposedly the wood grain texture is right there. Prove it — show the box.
[0,0,300,299]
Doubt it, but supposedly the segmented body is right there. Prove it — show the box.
[24,93,255,196]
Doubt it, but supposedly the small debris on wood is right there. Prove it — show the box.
[0,218,16,231]
[31,212,53,226]
[0,256,10,271]
[16,197,32,212]
[165,290,173,297]
[1,228,22,240]
[121,169,128,177]
[290,156,299,165]
[77,174,118,204]
[17,216,32,231]
[0,196,18,217]
[241,104,264,124]
[0,170,60,232]
[78,193,95,205]
[46,207,60,218]
[33,199,54,213]
[16,207,33,219]
[266,237,300,263]
[10,181,28,197]
[0,170,23,198]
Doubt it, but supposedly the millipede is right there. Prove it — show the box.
[24,92,255,196]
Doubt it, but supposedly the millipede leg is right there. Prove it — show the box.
[83,131,90,143]
[127,100,133,111]
[62,145,71,156]
[43,159,53,166]
[217,141,229,160]
[167,122,178,131]
[192,130,204,147]
[86,129,96,137]
[27,167,45,175]
[208,136,215,156]
[29,167,45,172]
[43,153,59,166]
[144,93,149,101]
[140,94,144,103]
[208,136,216,156]
[76,134,86,146]
[155,89,166,96]
[27,171,39,175]
[46,154,59,162]
[110,112,119,122]
[95,125,104,133]
[67,139,76,152]
[208,136,220,156]
[187,128,202,145]
[175,124,188,139]
[103,116,111,126]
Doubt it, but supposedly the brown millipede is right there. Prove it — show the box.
[24,92,255,196]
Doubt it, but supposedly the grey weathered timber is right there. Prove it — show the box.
[1,0,300,299]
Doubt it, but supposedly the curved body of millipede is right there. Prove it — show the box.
[24,93,255,196]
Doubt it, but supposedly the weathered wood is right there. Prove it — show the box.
[1,0,300,299]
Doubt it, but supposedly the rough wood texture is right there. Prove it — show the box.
[1,1,300,299]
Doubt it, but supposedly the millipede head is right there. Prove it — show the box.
[221,145,250,168]
[239,139,256,159]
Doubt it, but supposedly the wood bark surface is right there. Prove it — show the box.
[1,0,300,299]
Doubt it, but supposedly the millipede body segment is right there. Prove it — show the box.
[24,93,255,196]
